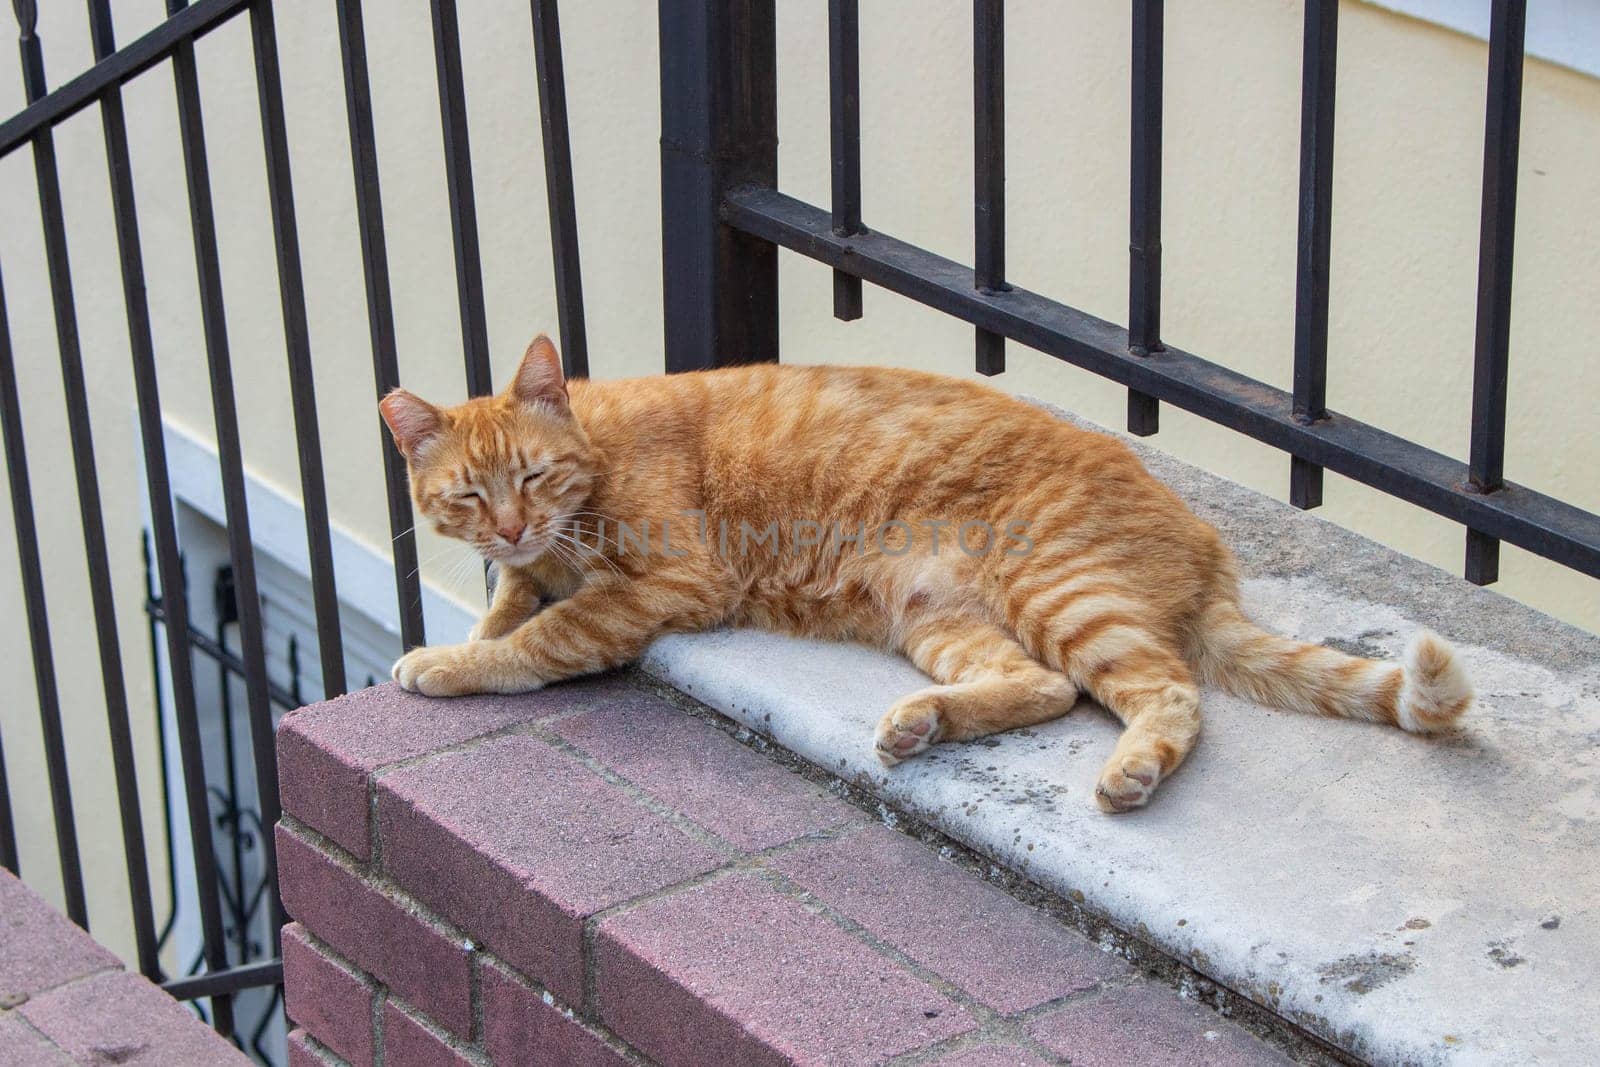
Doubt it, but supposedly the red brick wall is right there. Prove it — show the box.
[275,677,1289,1066]
[0,869,248,1064]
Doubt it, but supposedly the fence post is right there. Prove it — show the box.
[659,0,779,372]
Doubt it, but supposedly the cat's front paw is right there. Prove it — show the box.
[391,641,541,697]
[392,644,474,696]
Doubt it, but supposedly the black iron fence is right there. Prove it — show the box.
[0,0,587,1054]
[661,0,1598,588]
[0,0,1595,1060]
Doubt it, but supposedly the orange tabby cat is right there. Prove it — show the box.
[380,335,1472,811]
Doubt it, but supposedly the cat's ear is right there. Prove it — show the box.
[510,334,569,411]
[379,389,444,460]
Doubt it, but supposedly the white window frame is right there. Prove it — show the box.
[1366,0,1600,80]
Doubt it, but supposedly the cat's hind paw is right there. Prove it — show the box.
[1093,753,1160,813]
[874,694,944,766]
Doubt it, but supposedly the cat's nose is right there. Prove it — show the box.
[497,523,526,543]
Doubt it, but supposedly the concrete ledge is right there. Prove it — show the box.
[641,407,1600,1067]
[0,868,248,1065]
[275,674,1293,1065]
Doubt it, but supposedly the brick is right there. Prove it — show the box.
[276,825,473,1038]
[0,1013,70,1066]
[382,998,475,1067]
[597,872,974,1065]
[281,922,375,1065]
[377,734,722,1004]
[19,970,249,1065]
[287,1029,336,1067]
[278,677,626,858]
[1026,983,1294,1066]
[481,960,631,1067]
[550,693,858,849]
[772,825,1125,1013]
[930,1043,1054,1066]
[0,868,120,1002]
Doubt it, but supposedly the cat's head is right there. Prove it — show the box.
[379,335,599,567]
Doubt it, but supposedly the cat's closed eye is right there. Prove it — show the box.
[519,469,547,488]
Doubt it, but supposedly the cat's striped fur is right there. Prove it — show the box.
[381,337,1471,811]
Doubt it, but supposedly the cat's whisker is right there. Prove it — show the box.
[558,512,624,554]
[550,525,604,560]
[544,537,626,609]
[543,539,615,602]
[542,538,579,573]
[550,527,624,579]
[407,540,492,589]
[402,542,467,583]
[562,509,622,530]
[452,554,485,585]
[545,533,595,576]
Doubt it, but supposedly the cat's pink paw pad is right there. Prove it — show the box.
[874,702,943,767]
[1094,756,1160,813]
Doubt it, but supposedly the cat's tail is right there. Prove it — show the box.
[1187,599,1472,733]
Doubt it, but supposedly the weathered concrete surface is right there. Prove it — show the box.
[641,407,1600,1067]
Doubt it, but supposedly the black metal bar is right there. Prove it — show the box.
[529,0,589,378]
[0,259,83,919]
[163,959,282,1001]
[248,0,344,699]
[430,0,495,604]
[83,0,171,980]
[334,0,424,650]
[239,1,307,954]
[90,0,204,973]
[973,0,1005,375]
[1465,0,1526,586]
[211,576,245,971]
[430,0,494,397]
[167,0,256,1032]
[0,720,15,874]
[16,3,124,934]
[725,188,1600,578]
[659,0,779,372]
[0,0,248,158]
[1289,0,1339,511]
[828,0,862,322]
[1464,525,1498,586]
[138,535,182,956]
[288,633,303,705]
[1126,0,1162,434]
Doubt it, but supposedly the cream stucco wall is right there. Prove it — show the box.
[0,1,1594,965]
